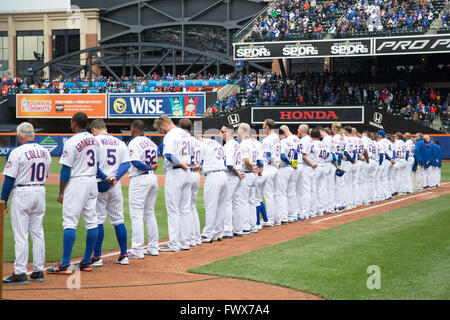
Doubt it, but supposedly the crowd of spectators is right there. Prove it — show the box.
[246,0,446,41]
[250,0,345,41]
[0,72,233,98]
[334,0,441,38]
[235,70,450,130]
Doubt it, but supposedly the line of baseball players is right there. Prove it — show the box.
[1,113,443,285]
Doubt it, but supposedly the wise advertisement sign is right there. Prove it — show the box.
[108,93,206,118]
[16,94,107,118]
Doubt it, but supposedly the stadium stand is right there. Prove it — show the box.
[243,0,448,42]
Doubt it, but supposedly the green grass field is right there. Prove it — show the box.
[1,157,449,299]
[1,185,206,263]
[189,194,450,300]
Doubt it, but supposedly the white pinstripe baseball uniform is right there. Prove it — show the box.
[239,137,257,232]
[3,143,51,275]
[223,138,243,237]
[95,134,130,226]
[163,127,192,251]
[299,135,313,219]
[60,132,101,231]
[261,133,281,224]
[188,135,202,246]
[309,139,328,216]
[200,138,228,240]
[278,137,296,222]
[128,135,159,257]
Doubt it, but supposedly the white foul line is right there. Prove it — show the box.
[312,191,434,224]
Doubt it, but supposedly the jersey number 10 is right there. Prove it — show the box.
[30,162,45,182]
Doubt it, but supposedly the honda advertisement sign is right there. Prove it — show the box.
[233,38,373,60]
[375,34,450,55]
[251,106,364,124]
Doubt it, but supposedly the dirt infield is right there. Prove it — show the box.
[2,182,449,300]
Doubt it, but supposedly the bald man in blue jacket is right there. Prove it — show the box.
[412,133,426,192]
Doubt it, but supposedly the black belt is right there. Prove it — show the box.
[173,166,184,170]
[17,184,45,187]
[244,170,252,173]
[131,171,153,178]
[204,170,224,176]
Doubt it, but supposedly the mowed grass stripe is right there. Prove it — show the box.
[189,194,450,300]
[1,185,206,263]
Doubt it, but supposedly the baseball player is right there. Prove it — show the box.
[432,139,442,187]
[376,130,392,200]
[237,123,259,233]
[279,125,300,222]
[297,124,317,219]
[358,131,371,205]
[89,119,131,266]
[252,135,270,229]
[309,128,329,216]
[48,112,107,274]
[221,124,245,238]
[366,132,379,203]
[1,122,51,285]
[199,137,228,242]
[261,119,281,225]
[318,126,339,214]
[412,133,426,192]
[404,133,415,194]
[331,122,346,211]
[374,132,386,202]
[153,115,192,252]
[179,119,202,247]
[394,132,406,195]
[126,120,161,259]
[386,134,397,197]
[423,135,434,189]
[342,126,357,209]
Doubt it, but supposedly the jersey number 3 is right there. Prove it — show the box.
[87,149,96,167]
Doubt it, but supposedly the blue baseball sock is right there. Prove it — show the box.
[260,201,268,222]
[256,206,261,225]
[114,223,128,256]
[94,224,104,258]
[62,228,76,266]
[82,227,98,263]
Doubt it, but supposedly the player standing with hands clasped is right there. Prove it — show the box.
[89,119,131,266]
[127,120,160,258]
[154,115,192,252]
[2,122,51,285]
[47,112,110,274]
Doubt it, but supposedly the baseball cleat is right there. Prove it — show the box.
[201,236,213,243]
[281,221,288,225]
[47,262,72,275]
[212,236,222,241]
[144,249,159,256]
[91,256,103,267]
[196,239,202,246]
[256,224,263,230]
[181,246,190,250]
[250,228,259,233]
[233,233,243,237]
[3,273,28,285]
[159,245,177,252]
[242,230,251,235]
[263,221,274,227]
[78,260,93,272]
[127,251,145,259]
[223,235,233,239]
[116,255,130,265]
[30,271,45,283]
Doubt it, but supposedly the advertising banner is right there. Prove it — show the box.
[374,34,450,56]
[233,38,373,60]
[108,93,206,118]
[251,106,364,124]
[16,94,107,118]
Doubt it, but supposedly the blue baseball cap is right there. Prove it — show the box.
[377,130,386,137]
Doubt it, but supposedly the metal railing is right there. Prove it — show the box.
[232,0,277,44]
